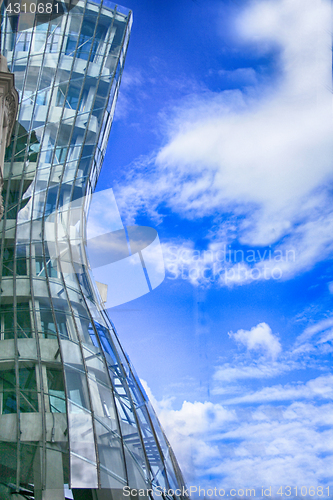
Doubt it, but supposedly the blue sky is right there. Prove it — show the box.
[92,0,333,495]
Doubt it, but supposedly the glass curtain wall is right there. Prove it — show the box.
[0,1,188,499]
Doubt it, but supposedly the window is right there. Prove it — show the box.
[46,27,60,52]
[19,364,38,413]
[47,368,66,413]
[66,370,89,411]
[0,364,38,414]
[16,245,28,276]
[40,309,57,339]
[0,304,14,340]
[17,303,32,338]
[65,35,78,56]
[35,257,58,278]
[36,90,47,106]
[15,32,32,52]
[55,311,69,339]
[0,303,32,340]
[0,369,16,414]
[56,85,85,110]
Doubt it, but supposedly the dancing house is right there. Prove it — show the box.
[0,1,188,499]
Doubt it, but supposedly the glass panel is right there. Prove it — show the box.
[0,443,17,482]
[61,339,81,366]
[65,368,90,411]
[3,391,17,414]
[35,257,58,278]
[83,346,109,386]
[15,31,32,52]
[16,243,28,274]
[127,371,146,408]
[94,419,126,485]
[65,35,78,56]
[2,246,14,276]
[19,363,38,412]
[94,384,117,425]
[164,459,180,493]
[124,447,147,490]
[39,308,57,338]
[24,55,42,93]
[146,402,169,459]
[54,310,71,339]
[38,60,56,91]
[73,314,92,344]
[2,307,14,340]
[45,185,59,215]
[32,190,47,219]
[68,409,96,463]
[47,368,66,413]
[20,443,39,484]
[100,468,126,489]
[92,322,116,361]
[16,302,32,338]
[135,405,167,487]
[1,369,16,413]
[112,395,148,483]
[46,25,61,53]
[70,454,98,489]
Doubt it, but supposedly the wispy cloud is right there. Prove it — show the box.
[213,362,290,384]
[295,317,333,346]
[224,374,333,405]
[217,67,258,86]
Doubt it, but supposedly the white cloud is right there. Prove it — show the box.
[160,401,235,481]
[141,379,235,435]
[212,318,333,398]
[213,362,289,386]
[141,315,333,492]
[155,0,333,245]
[159,400,235,436]
[147,375,333,491]
[229,323,282,360]
[141,380,235,481]
[115,0,333,283]
[223,374,333,405]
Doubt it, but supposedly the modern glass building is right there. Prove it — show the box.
[0,2,188,499]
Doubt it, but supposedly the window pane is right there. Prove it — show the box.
[3,392,17,414]
[19,365,36,390]
[19,365,38,413]
[47,369,66,413]
[65,370,90,411]
[40,310,57,339]
[1,369,17,414]
[17,304,32,338]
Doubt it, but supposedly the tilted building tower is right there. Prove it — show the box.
[0,2,187,499]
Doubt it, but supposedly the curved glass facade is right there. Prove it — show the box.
[0,2,188,499]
